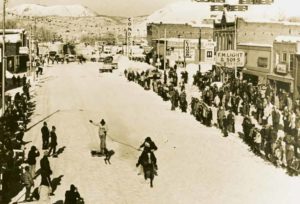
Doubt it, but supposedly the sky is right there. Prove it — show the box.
[5,0,186,17]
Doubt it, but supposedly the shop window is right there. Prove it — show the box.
[257,57,268,68]
[282,52,287,62]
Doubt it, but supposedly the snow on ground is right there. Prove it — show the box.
[11,61,300,204]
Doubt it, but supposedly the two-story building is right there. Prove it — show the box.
[269,36,300,95]
[0,29,29,73]
[238,43,272,85]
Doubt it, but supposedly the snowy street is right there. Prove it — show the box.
[12,62,300,204]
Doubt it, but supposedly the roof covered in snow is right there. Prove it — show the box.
[274,36,300,43]
[238,42,273,47]
[0,34,22,43]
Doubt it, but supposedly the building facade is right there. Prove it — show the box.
[238,43,272,85]
[269,36,300,96]
[0,29,29,73]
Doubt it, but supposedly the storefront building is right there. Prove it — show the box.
[269,36,300,95]
[238,43,272,85]
[0,29,29,73]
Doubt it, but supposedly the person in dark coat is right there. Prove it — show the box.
[27,146,40,178]
[179,90,188,112]
[48,126,58,156]
[40,151,52,187]
[12,75,16,87]
[272,107,280,131]
[227,110,235,133]
[207,108,213,127]
[22,74,27,86]
[41,122,50,150]
[137,137,158,175]
[64,184,83,204]
[17,75,21,87]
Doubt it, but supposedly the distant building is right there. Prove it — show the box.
[147,23,213,47]
[147,23,214,65]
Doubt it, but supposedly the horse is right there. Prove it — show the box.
[138,151,156,188]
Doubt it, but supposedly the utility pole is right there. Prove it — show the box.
[2,0,7,115]
[234,15,237,79]
[163,28,166,71]
[157,29,160,69]
[199,29,202,62]
[29,26,32,77]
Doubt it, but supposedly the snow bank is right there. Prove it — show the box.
[117,56,156,74]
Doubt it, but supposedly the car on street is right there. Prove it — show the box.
[99,63,113,73]
[65,54,76,62]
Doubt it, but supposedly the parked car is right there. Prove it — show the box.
[99,63,113,73]
[65,54,76,62]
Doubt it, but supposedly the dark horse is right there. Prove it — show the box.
[137,151,157,188]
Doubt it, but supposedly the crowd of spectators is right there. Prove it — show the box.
[125,62,300,175]
[0,78,34,202]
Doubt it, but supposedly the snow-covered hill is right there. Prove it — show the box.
[140,0,300,27]
[7,4,98,17]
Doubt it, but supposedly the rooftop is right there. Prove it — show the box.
[238,42,273,47]
[274,35,300,43]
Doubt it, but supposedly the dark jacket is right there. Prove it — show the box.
[40,156,52,176]
[27,149,40,165]
[50,131,57,146]
[65,190,81,204]
[41,126,50,138]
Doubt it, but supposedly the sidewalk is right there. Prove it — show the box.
[0,73,40,117]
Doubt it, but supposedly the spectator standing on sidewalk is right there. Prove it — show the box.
[40,151,52,187]
[22,166,34,201]
[27,146,40,178]
[41,122,50,150]
[48,126,58,156]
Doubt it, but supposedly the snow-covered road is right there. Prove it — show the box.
[13,62,300,204]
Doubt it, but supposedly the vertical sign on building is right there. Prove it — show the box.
[184,40,191,58]
[127,17,133,57]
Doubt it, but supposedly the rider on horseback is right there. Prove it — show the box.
[136,137,158,174]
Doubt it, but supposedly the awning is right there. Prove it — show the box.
[243,69,268,77]
[267,74,293,84]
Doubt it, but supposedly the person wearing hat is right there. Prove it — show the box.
[139,137,157,153]
[40,151,52,187]
[41,122,50,150]
[137,137,158,175]
[64,184,83,204]
[27,146,40,178]
[48,126,58,156]
[89,119,108,154]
